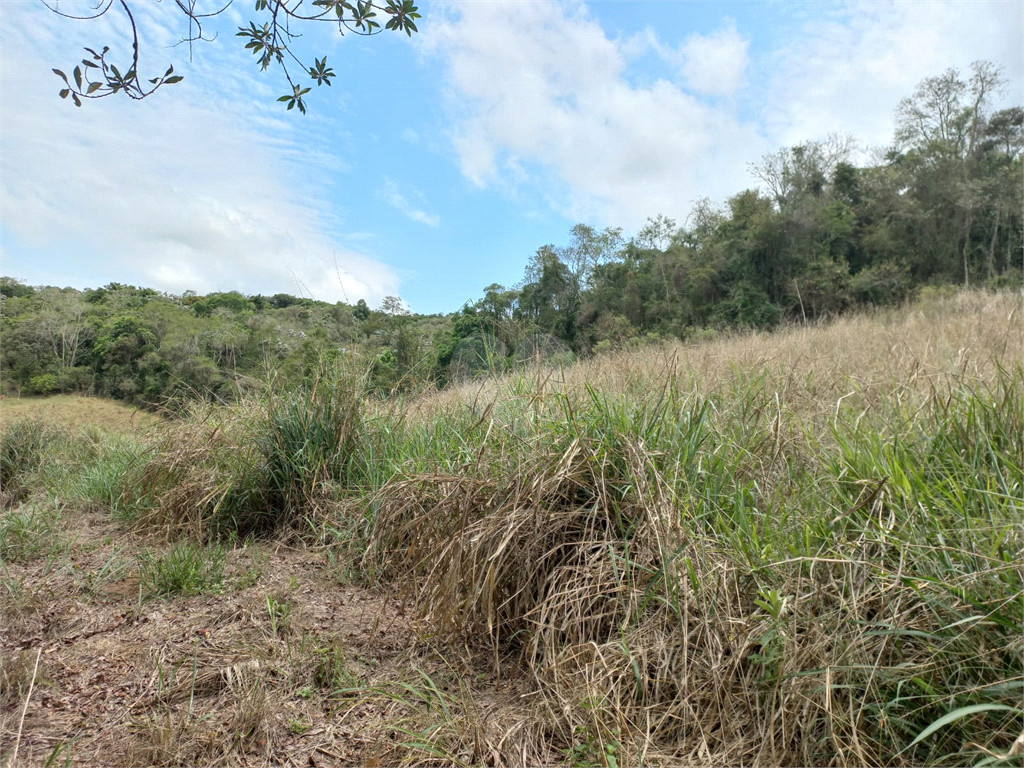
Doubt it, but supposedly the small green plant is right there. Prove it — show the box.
[749,587,789,683]
[231,544,266,590]
[0,501,70,565]
[296,686,315,700]
[287,717,313,735]
[311,644,359,691]
[138,543,225,598]
[73,548,131,594]
[265,593,293,636]
[565,725,620,768]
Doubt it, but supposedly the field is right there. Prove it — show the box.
[1,288,1021,767]
[0,395,165,435]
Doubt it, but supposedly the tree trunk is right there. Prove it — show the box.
[961,208,973,287]
[987,208,1000,280]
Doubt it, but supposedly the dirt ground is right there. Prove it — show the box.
[1,508,543,768]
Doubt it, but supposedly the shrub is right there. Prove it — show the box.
[26,373,60,395]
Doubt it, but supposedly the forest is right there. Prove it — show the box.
[2,62,1021,408]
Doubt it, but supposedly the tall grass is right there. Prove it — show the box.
[0,420,61,507]
[128,361,364,538]
[121,288,1024,765]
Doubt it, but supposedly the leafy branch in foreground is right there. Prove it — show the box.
[44,0,420,113]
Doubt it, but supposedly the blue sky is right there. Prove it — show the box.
[2,0,1021,314]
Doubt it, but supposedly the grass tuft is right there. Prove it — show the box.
[138,542,226,599]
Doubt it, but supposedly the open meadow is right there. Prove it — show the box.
[1,288,1021,767]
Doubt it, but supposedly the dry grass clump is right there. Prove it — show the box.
[362,289,1023,766]
[126,667,277,767]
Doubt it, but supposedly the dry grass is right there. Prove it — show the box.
[2,288,1020,767]
[360,288,1023,766]
[409,288,1021,425]
[0,394,165,435]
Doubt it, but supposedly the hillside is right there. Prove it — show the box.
[1,288,1021,767]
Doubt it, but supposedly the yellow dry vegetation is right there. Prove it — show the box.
[411,287,1022,423]
[0,394,165,435]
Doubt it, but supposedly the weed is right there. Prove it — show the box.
[256,361,364,523]
[0,500,70,565]
[233,551,265,590]
[311,644,360,691]
[264,592,293,637]
[138,543,226,598]
[0,419,62,507]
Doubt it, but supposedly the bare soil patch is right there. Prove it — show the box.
[1,509,536,767]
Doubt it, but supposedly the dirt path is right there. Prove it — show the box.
[1,510,540,767]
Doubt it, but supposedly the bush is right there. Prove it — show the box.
[850,261,914,305]
[26,373,60,395]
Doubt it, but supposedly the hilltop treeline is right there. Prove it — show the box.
[0,282,452,404]
[2,62,1020,407]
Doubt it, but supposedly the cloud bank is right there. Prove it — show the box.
[0,2,398,305]
[421,0,1022,229]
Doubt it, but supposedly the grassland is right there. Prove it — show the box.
[0,395,165,435]
[1,288,1021,767]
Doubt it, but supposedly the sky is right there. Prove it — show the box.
[1,0,1021,314]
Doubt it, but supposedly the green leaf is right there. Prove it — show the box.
[87,81,102,94]
[907,704,1019,750]
[53,69,68,83]
[72,93,82,107]
[278,95,293,102]
[73,66,83,89]
[59,89,70,99]
[165,76,184,84]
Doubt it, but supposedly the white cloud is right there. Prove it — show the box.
[420,0,766,228]
[0,2,398,306]
[381,179,440,227]
[421,0,1021,228]
[680,25,749,96]
[761,0,1022,150]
